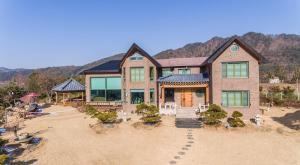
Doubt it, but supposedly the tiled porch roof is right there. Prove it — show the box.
[52,79,85,92]
[157,74,209,83]
[156,57,208,67]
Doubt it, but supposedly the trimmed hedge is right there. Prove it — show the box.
[227,111,245,127]
[85,105,117,123]
[200,104,227,125]
[136,104,161,124]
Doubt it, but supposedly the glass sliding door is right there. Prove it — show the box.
[130,89,144,104]
[90,77,121,101]
[90,78,106,101]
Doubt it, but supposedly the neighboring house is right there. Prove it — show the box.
[269,77,281,84]
[83,37,262,118]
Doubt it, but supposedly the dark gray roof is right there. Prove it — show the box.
[83,60,121,74]
[52,79,85,92]
[158,74,209,83]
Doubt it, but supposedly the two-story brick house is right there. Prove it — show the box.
[83,37,262,118]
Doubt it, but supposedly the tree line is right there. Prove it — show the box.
[0,72,84,109]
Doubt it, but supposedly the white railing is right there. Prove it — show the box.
[197,103,209,113]
[159,102,177,115]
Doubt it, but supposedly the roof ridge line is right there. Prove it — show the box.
[62,79,73,90]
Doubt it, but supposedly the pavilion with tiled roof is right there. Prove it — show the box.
[52,78,85,104]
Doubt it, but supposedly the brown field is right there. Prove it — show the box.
[3,105,300,165]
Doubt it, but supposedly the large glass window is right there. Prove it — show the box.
[90,77,121,101]
[130,67,144,82]
[91,78,106,101]
[150,88,155,103]
[178,68,191,74]
[130,53,143,61]
[222,62,249,78]
[130,89,144,104]
[162,68,173,77]
[222,91,249,107]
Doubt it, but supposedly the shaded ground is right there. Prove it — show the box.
[272,110,300,130]
[4,105,300,165]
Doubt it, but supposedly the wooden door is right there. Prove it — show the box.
[181,89,193,107]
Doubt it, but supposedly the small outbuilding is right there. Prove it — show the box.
[52,78,85,104]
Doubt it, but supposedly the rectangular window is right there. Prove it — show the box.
[162,68,173,77]
[90,77,121,101]
[150,88,155,103]
[222,91,249,107]
[130,89,144,104]
[222,62,249,78]
[130,67,144,82]
[196,89,205,98]
[150,67,154,81]
[178,68,191,75]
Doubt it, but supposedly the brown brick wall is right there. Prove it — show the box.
[121,54,158,112]
[211,42,260,119]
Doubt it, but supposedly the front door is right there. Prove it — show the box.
[181,88,193,107]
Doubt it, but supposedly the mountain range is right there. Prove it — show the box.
[1,32,300,83]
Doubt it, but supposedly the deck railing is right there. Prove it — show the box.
[159,102,177,115]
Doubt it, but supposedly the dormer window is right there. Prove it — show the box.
[130,53,143,61]
[230,43,239,52]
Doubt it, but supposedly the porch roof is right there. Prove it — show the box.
[157,74,209,83]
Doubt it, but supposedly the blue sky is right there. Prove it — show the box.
[1,0,300,69]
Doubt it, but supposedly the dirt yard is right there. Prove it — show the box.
[4,105,300,165]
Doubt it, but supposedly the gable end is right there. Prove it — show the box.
[120,43,161,67]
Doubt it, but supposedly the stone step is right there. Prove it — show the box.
[175,118,203,128]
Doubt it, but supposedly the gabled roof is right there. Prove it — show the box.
[203,36,263,65]
[158,74,209,83]
[52,79,85,92]
[120,43,161,67]
[156,57,208,67]
[83,60,121,74]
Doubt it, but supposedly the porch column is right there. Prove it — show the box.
[62,93,65,105]
[205,85,209,105]
[161,86,165,105]
[55,92,58,105]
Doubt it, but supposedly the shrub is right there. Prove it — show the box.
[94,111,117,123]
[85,105,98,116]
[85,106,117,123]
[200,104,227,125]
[269,86,281,93]
[232,111,243,118]
[227,111,245,127]
[0,138,8,148]
[136,104,161,124]
[273,97,284,106]
[135,103,148,114]
[0,154,8,165]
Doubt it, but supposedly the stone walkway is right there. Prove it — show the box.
[169,128,195,164]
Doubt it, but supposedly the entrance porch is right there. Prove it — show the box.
[158,74,209,115]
